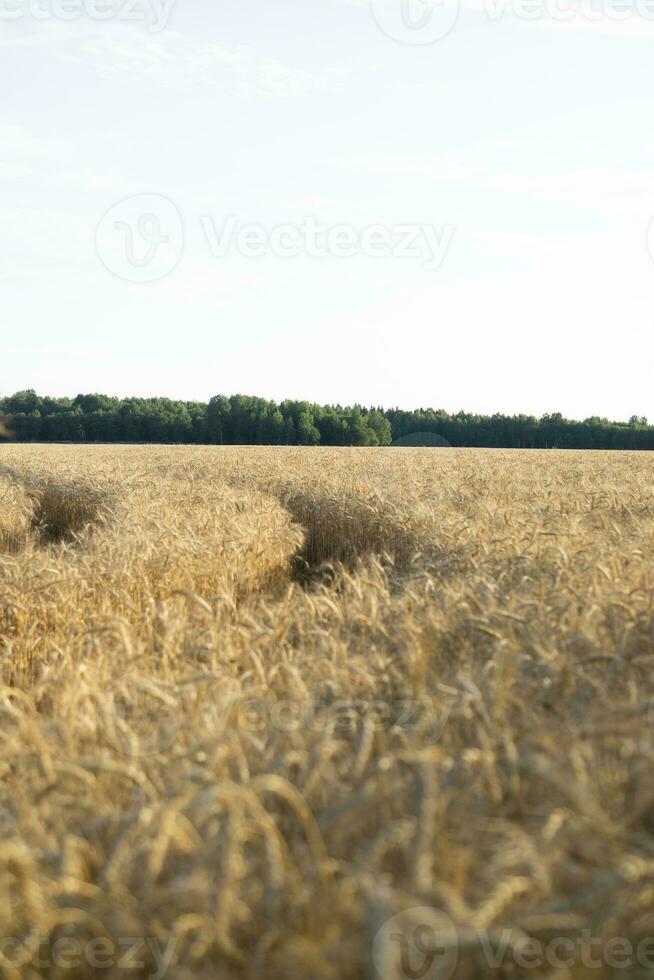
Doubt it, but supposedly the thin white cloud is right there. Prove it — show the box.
[335,150,654,209]
[0,16,323,97]
[0,119,71,161]
[51,28,319,98]
[0,117,148,196]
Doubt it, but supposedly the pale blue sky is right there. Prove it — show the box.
[2,0,654,418]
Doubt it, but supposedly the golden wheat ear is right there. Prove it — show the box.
[0,418,12,438]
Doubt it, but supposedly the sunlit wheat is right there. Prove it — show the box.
[0,444,653,978]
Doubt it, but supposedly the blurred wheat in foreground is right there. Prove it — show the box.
[0,445,653,979]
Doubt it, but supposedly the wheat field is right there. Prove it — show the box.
[0,445,653,979]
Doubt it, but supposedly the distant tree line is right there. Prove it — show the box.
[1,390,653,449]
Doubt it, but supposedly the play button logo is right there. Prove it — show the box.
[371,0,460,45]
[372,907,459,979]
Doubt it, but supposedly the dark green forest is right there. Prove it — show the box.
[1,390,653,449]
